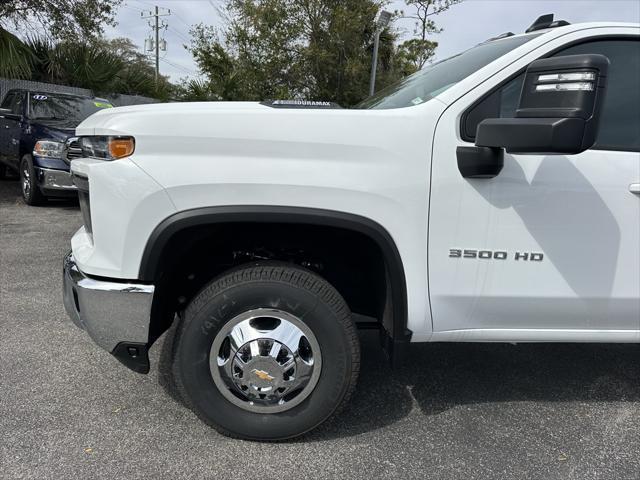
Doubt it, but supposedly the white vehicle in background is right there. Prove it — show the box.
[62,15,640,440]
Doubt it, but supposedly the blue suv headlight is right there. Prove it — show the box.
[33,140,65,159]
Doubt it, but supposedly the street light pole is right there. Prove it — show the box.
[369,30,382,97]
[154,5,159,83]
[369,10,392,97]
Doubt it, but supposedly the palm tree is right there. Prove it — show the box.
[179,79,217,101]
[50,42,124,93]
[1,32,172,100]
[26,36,57,83]
[0,28,33,79]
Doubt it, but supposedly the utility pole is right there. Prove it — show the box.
[142,6,170,83]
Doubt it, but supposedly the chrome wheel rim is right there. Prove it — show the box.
[21,163,31,198]
[210,308,322,413]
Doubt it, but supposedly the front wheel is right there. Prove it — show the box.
[171,263,360,440]
[20,155,45,206]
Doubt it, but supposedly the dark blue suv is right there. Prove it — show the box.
[0,89,113,205]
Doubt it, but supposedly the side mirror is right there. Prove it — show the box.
[475,54,609,154]
[0,108,20,120]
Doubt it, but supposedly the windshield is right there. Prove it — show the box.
[358,34,540,109]
[29,93,113,126]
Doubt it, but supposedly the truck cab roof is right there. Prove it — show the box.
[487,20,639,44]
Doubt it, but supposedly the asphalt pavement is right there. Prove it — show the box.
[1,177,639,480]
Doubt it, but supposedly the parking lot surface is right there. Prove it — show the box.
[1,178,639,480]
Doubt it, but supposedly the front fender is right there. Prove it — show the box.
[139,205,412,364]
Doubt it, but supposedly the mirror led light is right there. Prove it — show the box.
[535,82,594,92]
[537,72,596,82]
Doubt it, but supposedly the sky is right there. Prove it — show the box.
[109,0,640,83]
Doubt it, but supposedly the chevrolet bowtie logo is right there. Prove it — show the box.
[252,369,274,381]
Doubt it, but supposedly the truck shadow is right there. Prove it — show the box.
[156,328,640,442]
[468,154,621,302]
[306,331,640,441]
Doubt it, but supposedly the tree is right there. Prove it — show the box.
[0,0,122,40]
[96,37,173,99]
[188,0,461,105]
[175,79,220,101]
[0,0,122,80]
[189,0,401,106]
[190,0,307,101]
[300,0,393,106]
[397,0,461,71]
[395,37,437,75]
[0,28,33,79]
[0,32,171,100]
[188,28,244,100]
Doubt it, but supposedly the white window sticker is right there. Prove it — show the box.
[33,94,48,100]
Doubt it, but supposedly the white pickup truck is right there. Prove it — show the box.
[63,16,640,440]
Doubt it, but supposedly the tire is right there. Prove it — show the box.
[20,155,45,206]
[172,262,360,440]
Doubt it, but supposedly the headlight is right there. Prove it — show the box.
[80,136,135,160]
[33,140,65,159]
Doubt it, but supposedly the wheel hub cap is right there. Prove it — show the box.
[22,166,31,197]
[210,308,322,413]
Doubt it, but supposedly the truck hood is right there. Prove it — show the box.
[76,102,271,135]
[75,98,446,138]
[75,100,446,193]
[32,122,76,142]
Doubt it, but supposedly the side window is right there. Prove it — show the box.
[462,38,640,151]
[498,75,524,117]
[462,74,524,140]
[11,93,24,115]
[1,92,15,110]
[557,39,640,151]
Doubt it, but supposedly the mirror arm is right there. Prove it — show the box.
[457,146,504,179]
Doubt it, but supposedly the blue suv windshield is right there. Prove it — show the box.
[29,93,113,125]
[358,33,541,109]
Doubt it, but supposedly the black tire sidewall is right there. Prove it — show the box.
[20,155,44,205]
[175,276,355,440]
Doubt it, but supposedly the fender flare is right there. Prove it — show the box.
[139,206,411,359]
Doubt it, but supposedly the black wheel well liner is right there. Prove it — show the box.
[139,206,411,360]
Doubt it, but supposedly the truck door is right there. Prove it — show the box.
[0,91,16,163]
[0,92,24,169]
[429,37,640,338]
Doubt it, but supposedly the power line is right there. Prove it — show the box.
[130,0,156,9]
[121,4,144,13]
[161,58,194,73]
[160,57,197,75]
[167,26,190,44]
[172,12,192,30]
